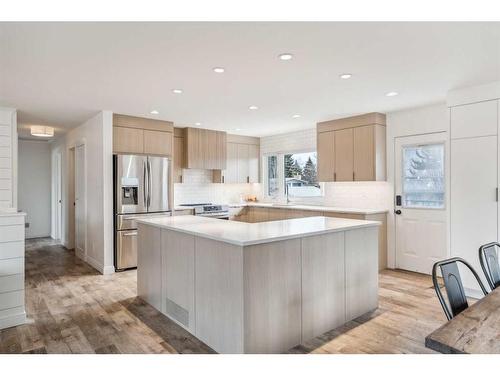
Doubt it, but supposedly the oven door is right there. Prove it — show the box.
[198,214,229,220]
[116,229,138,270]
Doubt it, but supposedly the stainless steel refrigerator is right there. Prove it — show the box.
[113,154,171,271]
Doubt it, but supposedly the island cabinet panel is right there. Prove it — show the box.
[243,239,302,354]
[301,232,346,341]
[345,227,379,321]
[161,229,195,333]
[195,237,244,354]
[137,223,162,313]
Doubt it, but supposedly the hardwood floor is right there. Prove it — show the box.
[0,238,446,354]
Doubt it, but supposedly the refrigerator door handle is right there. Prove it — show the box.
[147,159,152,209]
[143,160,148,208]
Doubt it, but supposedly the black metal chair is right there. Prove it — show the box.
[432,257,488,321]
[479,242,500,291]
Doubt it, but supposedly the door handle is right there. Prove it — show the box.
[147,160,152,208]
[143,161,147,206]
[123,232,138,237]
[394,209,402,215]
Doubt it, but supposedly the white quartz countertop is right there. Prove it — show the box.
[136,215,380,246]
[226,202,388,215]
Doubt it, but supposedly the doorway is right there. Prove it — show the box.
[68,144,86,260]
[52,151,63,241]
[394,132,448,274]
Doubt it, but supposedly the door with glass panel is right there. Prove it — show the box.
[395,133,447,274]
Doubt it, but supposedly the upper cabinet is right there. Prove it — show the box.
[214,135,260,184]
[185,127,227,170]
[317,113,386,182]
[450,100,498,139]
[113,114,173,157]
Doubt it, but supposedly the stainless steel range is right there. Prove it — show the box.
[178,203,229,219]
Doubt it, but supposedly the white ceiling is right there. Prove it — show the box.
[1,22,499,139]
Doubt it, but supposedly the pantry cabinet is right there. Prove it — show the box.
[113,114,174,157]
[317,113,386,182]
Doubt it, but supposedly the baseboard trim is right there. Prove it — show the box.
[84,254,115,275]
[0,311,26,330]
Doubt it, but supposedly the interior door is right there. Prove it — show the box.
[75,144,86,256]
[56,152,62,240]
[147,156,170,213]
[395,133,447,274]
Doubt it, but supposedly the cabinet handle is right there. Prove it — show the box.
[180,175,183,183]
[334,172,336,181]
[222,175,225,184]
[247,176,250,183]
[353,171,355,181]
[496,187,498,202]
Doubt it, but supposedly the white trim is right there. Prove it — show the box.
[84,253,115,275]
[447,81,500,107]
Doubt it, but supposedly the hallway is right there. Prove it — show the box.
[0,238,445,354]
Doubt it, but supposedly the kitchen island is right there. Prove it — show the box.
[136,215,380,353]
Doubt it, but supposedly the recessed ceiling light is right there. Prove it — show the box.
[249,105,258,110]
[234,128,242,131]
[339,73,352,79]
[386,91,399,97]
[195,122,201,126]
[292,114,301,119]
[172,89,183,94]
[278,53,293,61]
[150,110,159,115]
[213,67,225,73]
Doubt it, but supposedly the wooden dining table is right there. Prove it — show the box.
[425,287,500,353]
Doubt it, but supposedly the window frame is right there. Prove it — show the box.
[263,148,323,201]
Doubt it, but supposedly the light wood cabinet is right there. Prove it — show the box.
[334,128,354,181]
[185,127,227,170]
[173,132,185,183]
[234,206,387,270]
[113,126,144,154]
[144,130,173,156]
[317,131,335,182]
[113,114,174,157]
[317,113,386,182]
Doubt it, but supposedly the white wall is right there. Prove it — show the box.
[0,107,18,210]
[18,140,51,238]
[386,103,449,268]
[259,128,392,210]
[51,111,114,274]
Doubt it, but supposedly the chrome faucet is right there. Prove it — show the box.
[285,183,290,204]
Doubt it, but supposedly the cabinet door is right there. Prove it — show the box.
[353,125,375,181]
[317,131,335,182]
[450,100,498,139]
[113,126,144,154]
[225,142,239,183]
[173,136,184,183]
[237,143,249,183]
[451,135,498,291]
[216,131,227,170]
[334,128,354,181]
[185,128,202,169]
[144,130,173,156]
[248,144,259,183]
[205,129,218,169]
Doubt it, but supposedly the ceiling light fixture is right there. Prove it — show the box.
[31,125,54,138]
[150,110,159,115]
[339,73,352,79]
[213,67,225,73]
[292,114,301,119]
[172,89,183,94]
[234,128,242,131]
[278,53,293,61]
[249,105,258,110]
[195,122,201,126]
[386,91,399,97]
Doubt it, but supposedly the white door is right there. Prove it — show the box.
[74,144,86,257]
[395,133,447,274]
